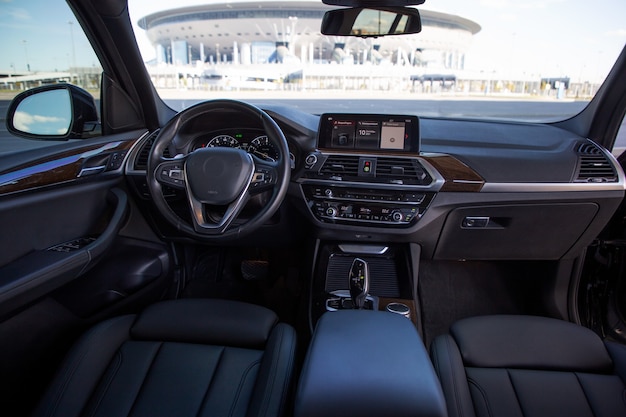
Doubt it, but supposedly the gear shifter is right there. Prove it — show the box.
[349,258,370,309]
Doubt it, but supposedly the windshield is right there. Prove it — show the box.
[127,0,626,121]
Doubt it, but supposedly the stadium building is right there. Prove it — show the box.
[137,1,481,69]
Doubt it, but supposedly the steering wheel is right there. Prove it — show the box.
[147,99,291,240]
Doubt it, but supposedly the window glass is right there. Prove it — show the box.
[0,0,103,154]
[612,116,626,157]
[128,0,626,122]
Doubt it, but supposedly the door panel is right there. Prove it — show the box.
[0,186,128,316]
[0,132,157,318]
[0,134,173,416]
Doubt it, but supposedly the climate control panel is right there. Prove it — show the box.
[302,184,434,227]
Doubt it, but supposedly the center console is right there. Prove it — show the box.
[310,241,421,329]
[297,113,442,229]
[299,235,446,416]
[295,309,447,417]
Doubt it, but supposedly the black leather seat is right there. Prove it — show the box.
[431,315,626,417]
[32,299,296,417]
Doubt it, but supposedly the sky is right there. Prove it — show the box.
[1,0,625,83]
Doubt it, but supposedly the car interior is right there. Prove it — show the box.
[1,0,626,416]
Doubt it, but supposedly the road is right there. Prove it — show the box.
[1,98,625,155]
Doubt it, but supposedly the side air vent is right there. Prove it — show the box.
[134,130,171,170]
[376,157,431,185]
[320,155,360,176]
[575,142,617,182]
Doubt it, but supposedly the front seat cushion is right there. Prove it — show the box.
[431,315,626,417]
[33,299,296,417]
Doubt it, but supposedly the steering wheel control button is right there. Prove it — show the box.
[168,169,183,179]
[251,166,276,191]
[158,163,185,187]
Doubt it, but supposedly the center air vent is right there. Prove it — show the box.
[575,141,617,182]
[314,154,433,185]
[134,130,171,170]
[376,157,431,184]
[320,155,360,176]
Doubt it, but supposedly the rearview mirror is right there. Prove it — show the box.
[321,6,422,38]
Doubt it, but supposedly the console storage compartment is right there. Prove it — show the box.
[295,310,447,417]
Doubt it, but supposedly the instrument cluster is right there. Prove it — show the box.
[192,129,280,162]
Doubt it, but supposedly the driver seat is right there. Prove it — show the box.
[32,299,296,417]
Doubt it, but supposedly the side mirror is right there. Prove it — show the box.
[321,6,422,38]
[6,84,100,140]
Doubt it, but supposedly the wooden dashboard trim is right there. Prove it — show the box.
[423,154,485,192]
[0,140,134,195]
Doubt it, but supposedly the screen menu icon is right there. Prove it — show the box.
[380,121,406,150]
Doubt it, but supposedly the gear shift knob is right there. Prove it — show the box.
[349,258,369,309]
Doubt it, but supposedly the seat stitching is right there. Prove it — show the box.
[506,369,526,417]
[194,346,225,417]
[444,336,466,417]
[40,316,130,417]
[574,372,598,417]
[126,341,164,417]
[279,328,296,417]
[228,352,262,417]
[467,377,493,417]
[258,325,283,417]
[83,350,123,417]
[431,336,466,417]
[259,325,295,417]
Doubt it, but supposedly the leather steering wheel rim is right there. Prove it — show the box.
[146,99,291,240]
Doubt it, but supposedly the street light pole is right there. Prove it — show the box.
[22,40,30,72]
[68,21,77,84]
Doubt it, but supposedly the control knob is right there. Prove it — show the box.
[326,206,338,217]
[305,153,318,167]
[391,211,403,222]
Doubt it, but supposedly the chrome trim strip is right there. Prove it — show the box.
[316,194,424,206]
[338,244,389,255]
[481,181,626,192]
[297,178,443,191]
[596,138,626,184]
[124,130,153,175]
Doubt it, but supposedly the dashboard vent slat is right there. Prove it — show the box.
[320,155,360,176]
[376,157,431,184]
[134,130,171,170]
[575,142,617,182]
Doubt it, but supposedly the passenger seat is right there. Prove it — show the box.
[431,315,626,417]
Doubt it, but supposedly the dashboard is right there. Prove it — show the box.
[127,105,626,261]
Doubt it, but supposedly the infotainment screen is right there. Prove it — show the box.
[318,113,420,153]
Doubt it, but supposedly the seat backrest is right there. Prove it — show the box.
[32,299,296,417]
[431,315,626,417]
